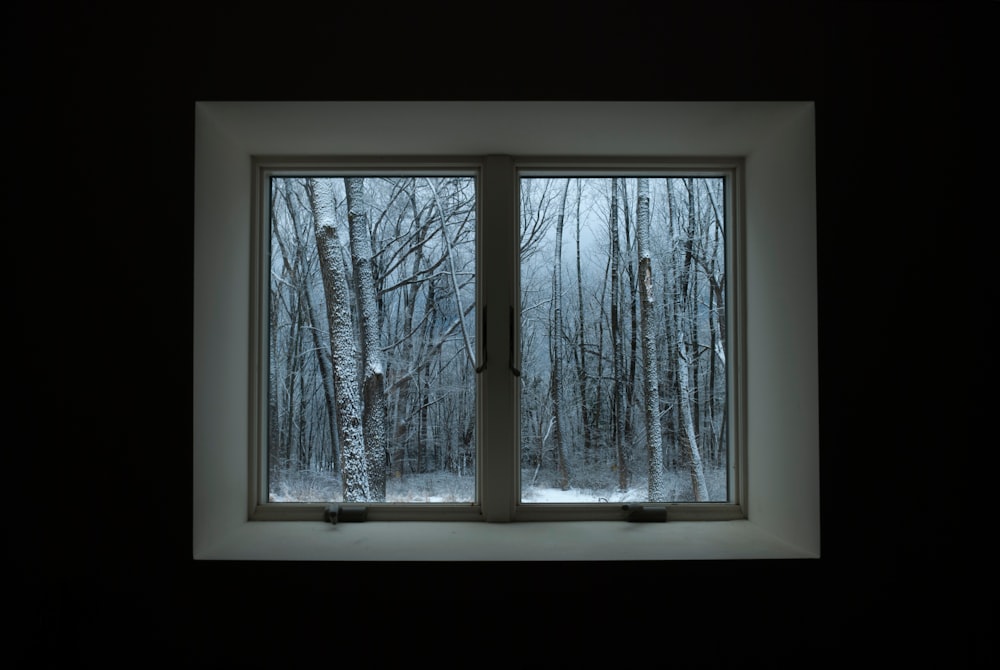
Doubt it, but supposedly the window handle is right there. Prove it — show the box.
[509,305,521,377]
[475,305,487,373]
[325,503,368,524]
[623,504,667,522]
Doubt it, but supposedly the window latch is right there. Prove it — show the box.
[509,305,521,377]
[623,504,667,522]
[325,503,368,524]
[475,305,487,373]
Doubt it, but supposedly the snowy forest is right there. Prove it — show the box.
[268,175,729,504]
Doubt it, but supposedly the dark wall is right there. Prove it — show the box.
[9,1,988,665]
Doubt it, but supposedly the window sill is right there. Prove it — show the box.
[193,519,817,561]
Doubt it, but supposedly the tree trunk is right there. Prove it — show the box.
[636,178,666,500]
[623,184,637,469]
[677,345,709,500]
[550,179,570,489]
[306,177,372,501]
[345,177,388,501]
[573,179,593,464]
[677,178,709,500]
[610,178,628,491]
[276,184,339,472]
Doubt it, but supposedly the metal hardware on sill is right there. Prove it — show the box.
[324,503,368,524]
[622,504,668,522]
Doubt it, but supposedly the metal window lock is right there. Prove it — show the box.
[623,504,668,522]
[324,503,368,524]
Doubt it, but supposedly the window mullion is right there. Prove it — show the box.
[479,155,518,522]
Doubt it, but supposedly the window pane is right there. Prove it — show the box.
[268,176,477,503]
[519,177,728,503]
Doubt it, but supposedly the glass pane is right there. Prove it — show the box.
[519,177,728,503]
[268,176,477,503]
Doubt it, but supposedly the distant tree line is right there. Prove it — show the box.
[519,177,727,501]
[268,175,727,502]
[269,176,477,501]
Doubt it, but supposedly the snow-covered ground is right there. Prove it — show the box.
[269,468,727,503]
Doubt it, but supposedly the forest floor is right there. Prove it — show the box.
[270,466,728,503]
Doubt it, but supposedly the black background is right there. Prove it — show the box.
[8,1,990,665]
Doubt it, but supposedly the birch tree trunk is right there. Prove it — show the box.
[306,177,372,501]
[344,177,388,501]
[550,179,570,489]
[610,178,628,491]
[636,178,666,500]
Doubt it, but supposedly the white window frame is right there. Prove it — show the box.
[251,158,744,523]
[194,101,819,560]
[509,159,744,522]
[251,159,486,522]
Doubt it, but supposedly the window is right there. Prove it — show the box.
[194,101,819,559]
[252,159,744,523]
[514,170,737,512]
[262,170,480,510]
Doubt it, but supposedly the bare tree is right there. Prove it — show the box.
[305,177,372,501]
[274,182,339,472]
[700,179,727,464]
[636,178,666,499]
[549,179,571,489]
[676,178,710,500]
[572,179,594,464]
[610,178,628,491]
[345,177,389,500]
[621,181,638,467]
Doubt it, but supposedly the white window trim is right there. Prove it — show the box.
[250,157,745,523]
[194,101,819,560]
